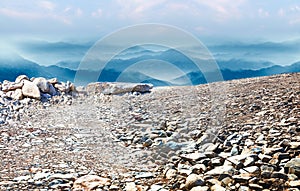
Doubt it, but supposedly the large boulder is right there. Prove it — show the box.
[33,77,51,93]
[86,82,153,95]
[22,80,40,100]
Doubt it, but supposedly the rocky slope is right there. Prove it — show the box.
[0,73,299,191]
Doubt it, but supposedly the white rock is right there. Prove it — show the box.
[73,175,111,190]
[22,80,40,100]
[15,75,29,83]
[33,77,51,93]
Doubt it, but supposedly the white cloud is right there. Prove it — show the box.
[258,8,270,17]
[116,0,166,19]
[194,0,245,21]
[0,8,40,19]
[38,1,56,11]
[76,8,83,17]
[64,7,72,13]
[278,8,285,17]
[290,5,300,12]
[0,7,71,25]
[92,9,103,18]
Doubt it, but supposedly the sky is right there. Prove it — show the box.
[1,0,300,42]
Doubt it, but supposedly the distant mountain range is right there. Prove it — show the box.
[0,42,299,86]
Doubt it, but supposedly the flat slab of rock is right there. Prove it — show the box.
[86,82,153,95]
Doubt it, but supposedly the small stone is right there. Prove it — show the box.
[55,82,67,92]
[285,158,300,176]
[0,181,14,186]
[135,172,154,179]
[221,177,233,186]
[149,184,164,191]
[288,180,300,187]
[258,153,272,162]
[230,145,239,156]
[185,174,205,190]
[238,186,250,191]
[256,134,264,142]
[33,172,51,180]
[273,153,290,160]
[233,174,252,183]
[244,156,256,166]
[125,182,137,191]
[206,165,235,176]
[249,184,263,190]
[143,139,153,147]
[48,78,58,84]
[165,169,177,179]
[240,166,260,174]
[211,184,226,191]
[190,186,209,191]
[211,157,223,166]
[15,75,29,83]
[50,183,72,189]
[73,175,111,190]
[49,173,77,181]
[180,152,206,161]
[289,142,300,149]
[177,163,193,175]
[109,185,120,190]
[271,172,288,180]
[192,164,207,173]
[13,175,31,182]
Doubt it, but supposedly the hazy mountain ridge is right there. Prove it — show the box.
[1,40,300,86]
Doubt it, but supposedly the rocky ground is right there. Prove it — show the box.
[0,73,299,191]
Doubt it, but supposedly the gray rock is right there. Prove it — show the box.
[285,158,300,176]
[240,166,260,174]
[22,80,40,99]
[135,172,154,179]
[165,169,177,179]
[185,174,205,190]
[86,82,153,95]
[206,165,235,176]
[181,152,206,161]
[270,172,288,180]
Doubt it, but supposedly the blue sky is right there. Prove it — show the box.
[1,0,300,41]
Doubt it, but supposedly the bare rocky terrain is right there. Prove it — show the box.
[0,73,299,191]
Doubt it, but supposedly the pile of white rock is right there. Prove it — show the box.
[0,75,76,101]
